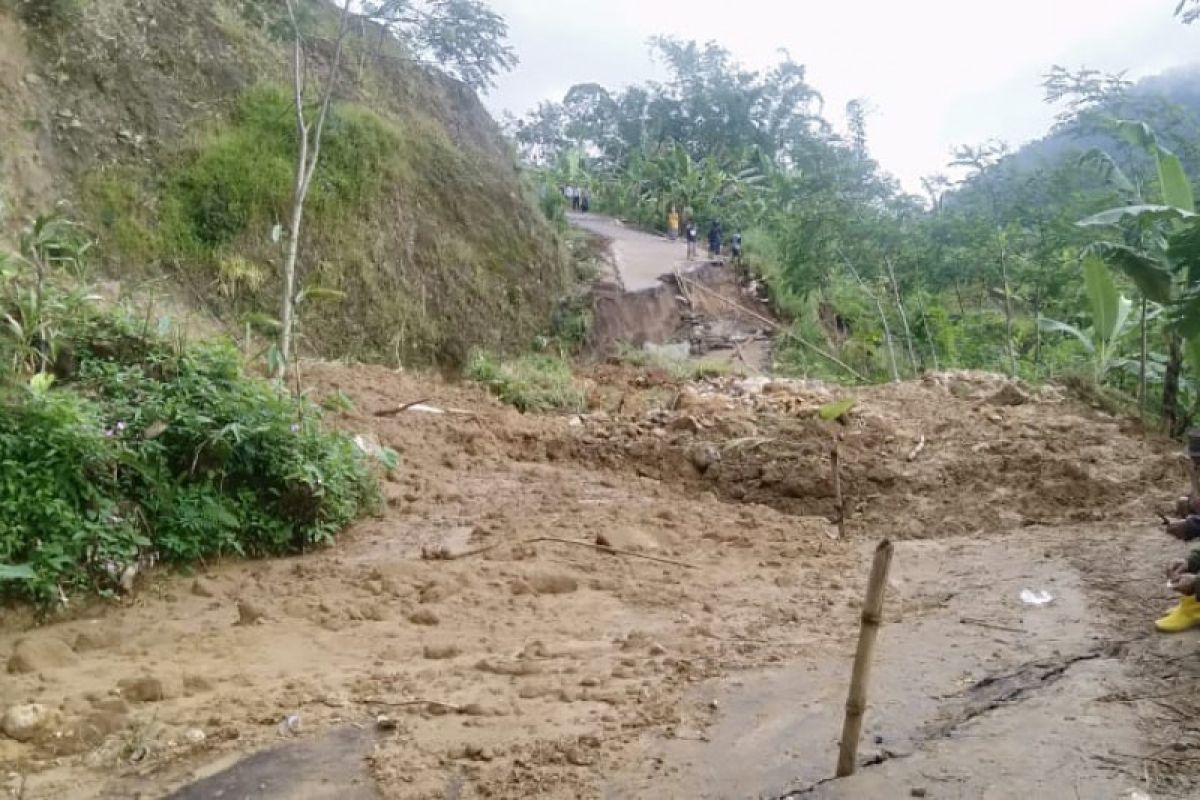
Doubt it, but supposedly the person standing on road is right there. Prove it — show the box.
[708,220,722,257]
[667,207,680,241]
[580,188,590,213]
[730,230,743,264]
[685,219,698,260]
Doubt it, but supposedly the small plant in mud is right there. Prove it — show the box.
[613,343,739,381]
[466,350,587,413]
[0,287,382,604]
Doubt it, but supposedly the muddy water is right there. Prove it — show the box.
[608,533,1150,799]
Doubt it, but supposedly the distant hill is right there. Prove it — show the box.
[1005,64,1200,180]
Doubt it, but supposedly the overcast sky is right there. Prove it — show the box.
[483,0,1198,191]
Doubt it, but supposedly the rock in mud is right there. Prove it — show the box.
[526,572,578,595]
[408,609,440,626]
[72,627,122,653]
[235,600,268,626]
[184,674,215,694]
[423,643,461,660]
[76,710,130,742]
[6,637,79,674]
[987,384,1030,406]
[118,675,180,703]
[597,527,661,552]
[691,443,721,473]
[191,578,218,598]
[2,704,60,743]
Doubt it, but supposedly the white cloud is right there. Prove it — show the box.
[484,0,1199,190]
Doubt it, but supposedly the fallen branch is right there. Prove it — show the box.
[907,435,926,462]
[358,697,463,712]
[673,267,695,308]
[677,275,868,382]
[959,617,1025,634]
[444,536,698,569]
[374,398,433,417]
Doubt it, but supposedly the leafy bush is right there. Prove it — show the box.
[15,0,84,29]
[0,305,380,603]
[613,343,738,381]
[466,350,587,412]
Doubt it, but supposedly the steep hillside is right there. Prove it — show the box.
[0,0,570,365]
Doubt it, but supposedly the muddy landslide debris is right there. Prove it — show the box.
[6,637,79,674]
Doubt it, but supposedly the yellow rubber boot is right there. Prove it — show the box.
[1155,595,1200,633]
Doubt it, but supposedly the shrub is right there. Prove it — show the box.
[15,0,84,29]
[0,304,381,603]
[159,86,404,255]
[466,350,587,413]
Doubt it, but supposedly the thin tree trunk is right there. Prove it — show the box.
[998,238,1017,378]
[885,256,918,374]
[33,253,48,373]
[841,252,899,382]
[914,290,939,371]
[1140,298,1148,422]
[278,0,354,381]
[1032,288,1042,371]
[1165,333,1184,436]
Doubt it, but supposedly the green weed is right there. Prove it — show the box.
[466,350,587,413]
[0,273,381,603]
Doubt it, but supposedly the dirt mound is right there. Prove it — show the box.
[536,370,1178,538]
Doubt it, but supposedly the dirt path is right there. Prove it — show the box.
[1,365,1195,799]
[568,213,691,292]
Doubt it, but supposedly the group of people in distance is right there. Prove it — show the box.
[666,206,742,263]
[562,185,590,213]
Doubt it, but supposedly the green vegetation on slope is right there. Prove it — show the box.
[81,84,568,365]
[0,223,382,604]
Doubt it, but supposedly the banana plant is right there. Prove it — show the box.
[1039,255,1150,383]
[1077,120,1200,431]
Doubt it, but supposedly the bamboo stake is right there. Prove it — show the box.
[836,539,895,778]
[831,437,846,539]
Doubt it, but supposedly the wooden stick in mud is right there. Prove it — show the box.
[836,539,895,778]
[676,275,868,382]
[831,437,846,539]
[443,536,698,569]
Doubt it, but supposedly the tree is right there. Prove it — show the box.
[360,0,517,90]
[951,141,1020,377]
[277,0,354,381]
[1079,120,1200,432]
[1039,255,1141,383]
